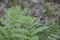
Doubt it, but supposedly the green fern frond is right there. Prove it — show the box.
[10,34,29,39]
[11,28,29,35]
[0,6,59,40]
[31,26,48,35]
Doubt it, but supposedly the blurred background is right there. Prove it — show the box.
[0,0,60,40]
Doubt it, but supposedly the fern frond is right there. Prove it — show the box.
[10,34,29,39]
[31,26,48,35]
[11,28,29,35]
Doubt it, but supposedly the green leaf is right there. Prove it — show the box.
[32,36,39,40]
[0,27,9,39]
[10,34,29,39]
[31,26,48,35]
[11,28,29,35]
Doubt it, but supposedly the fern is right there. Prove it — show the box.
[0,6,59,40]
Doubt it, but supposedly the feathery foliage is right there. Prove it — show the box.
[0,6,59,40]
